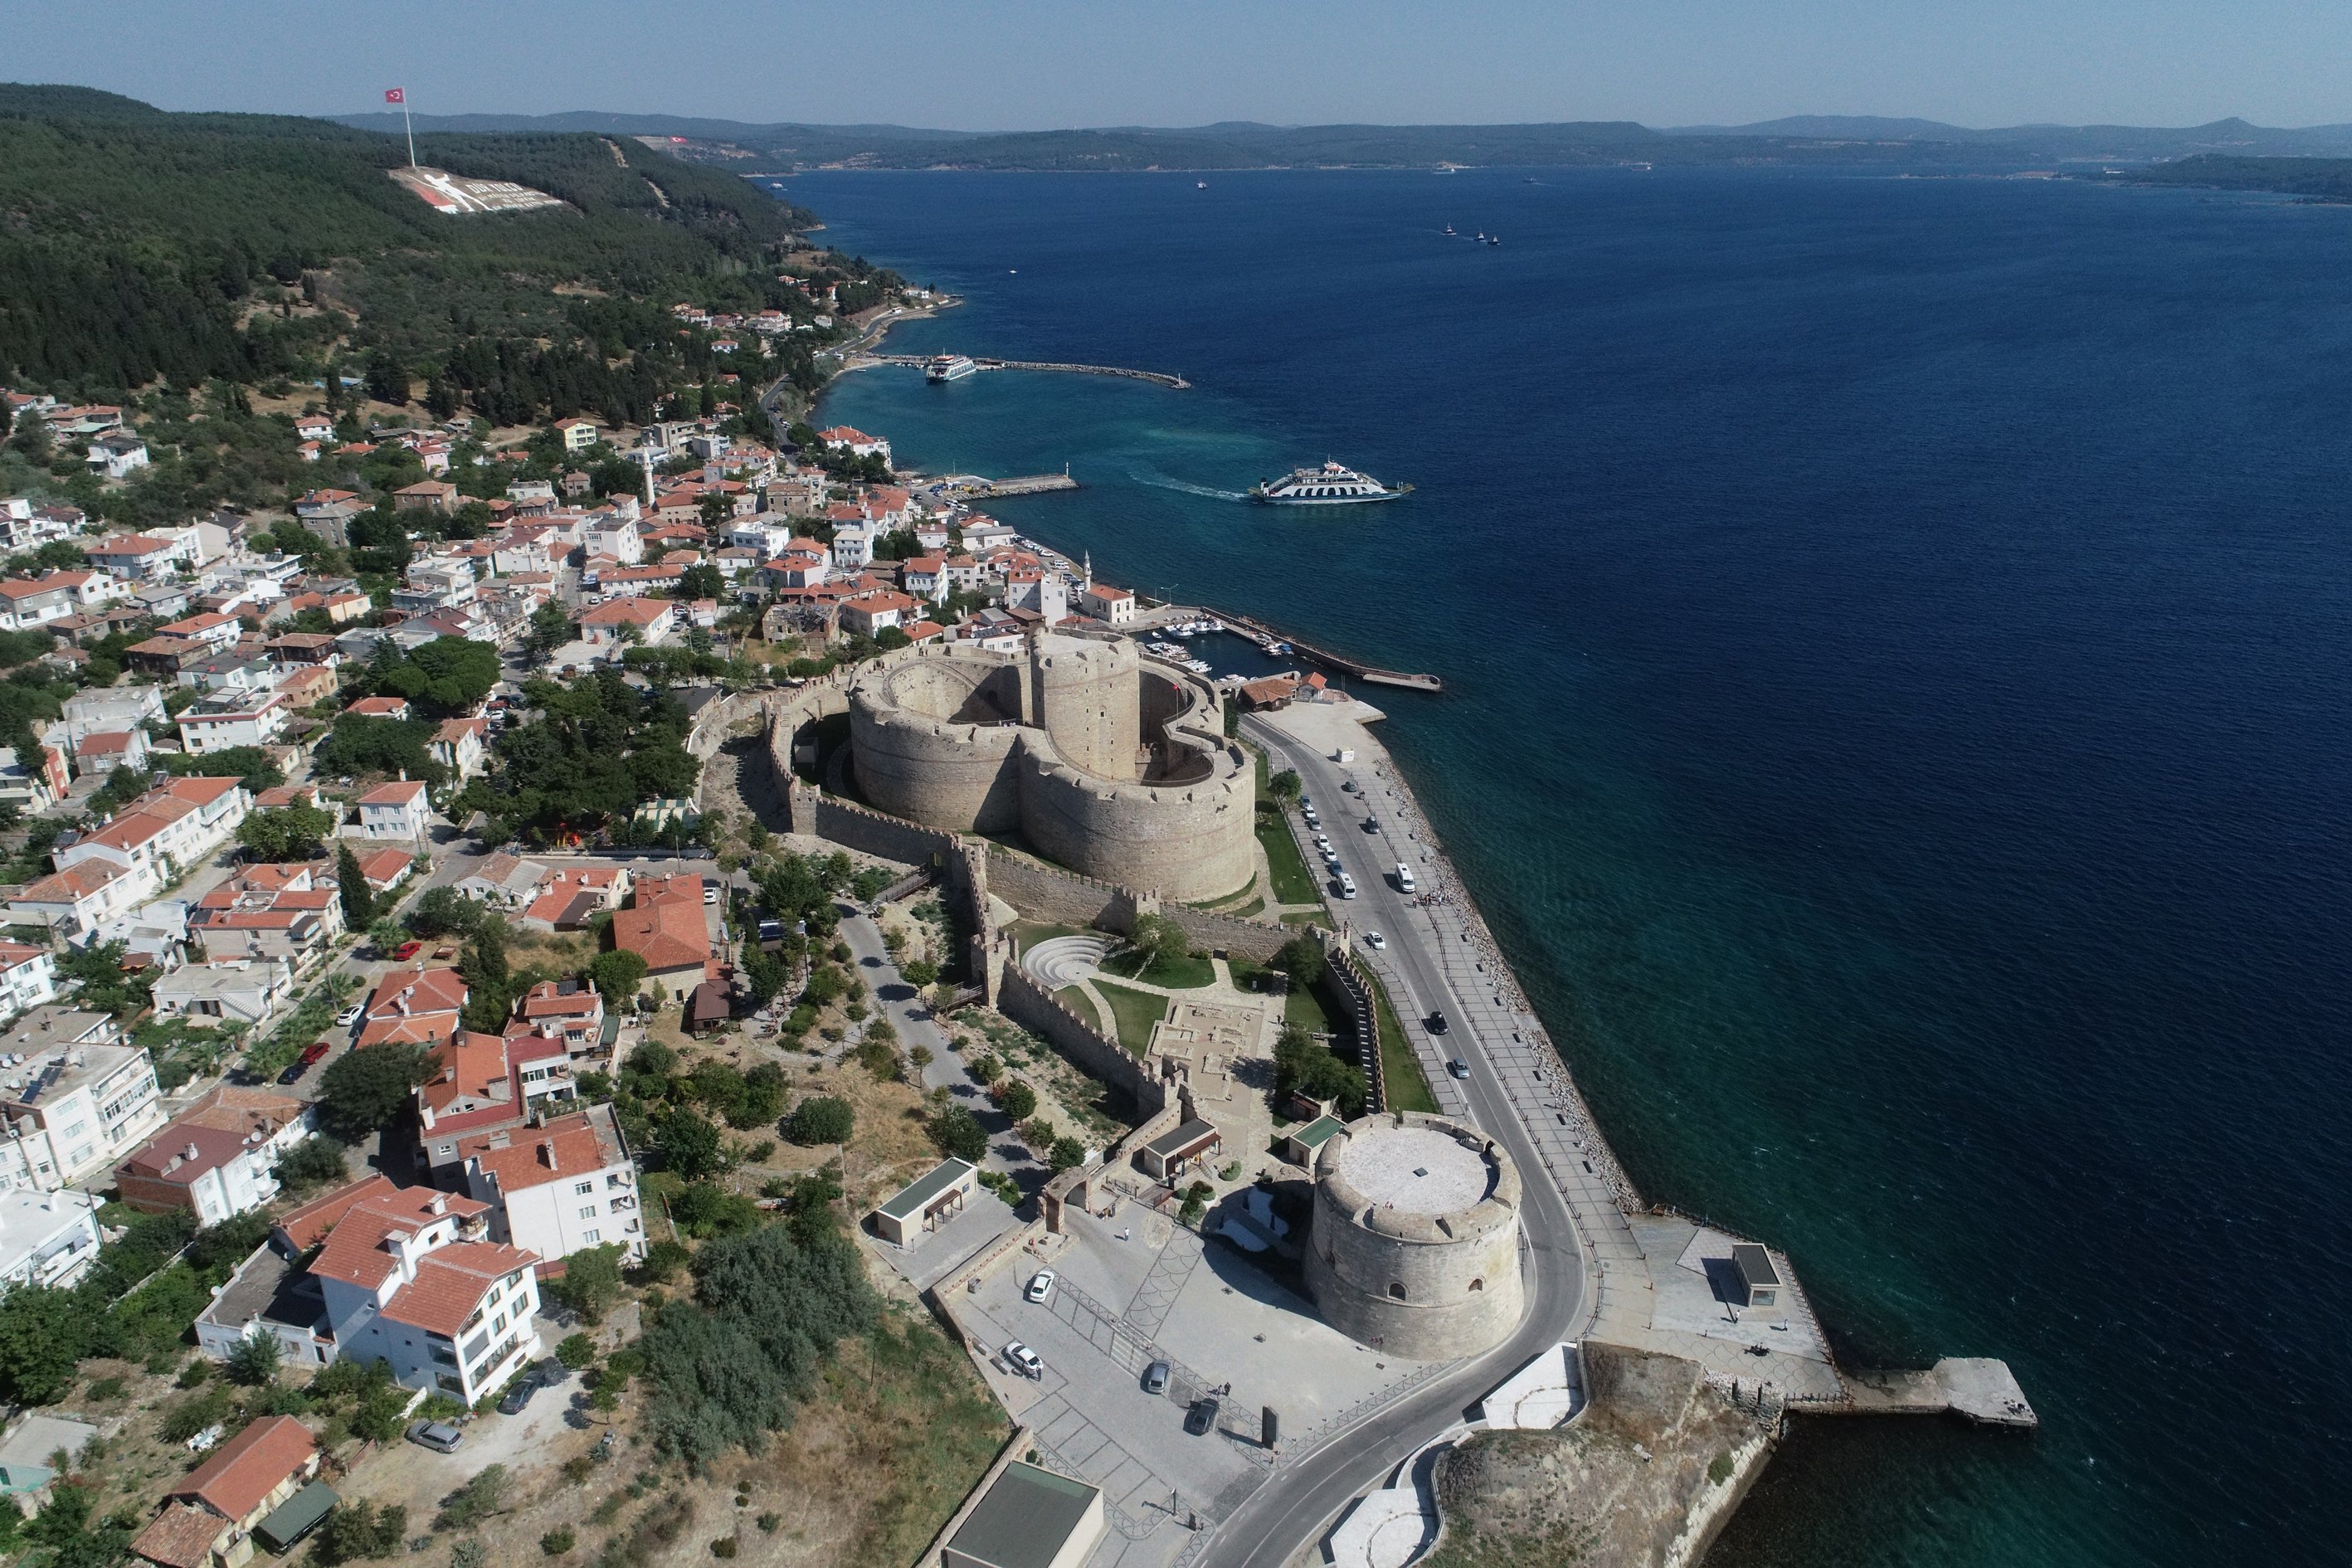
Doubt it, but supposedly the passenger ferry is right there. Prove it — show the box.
[925,354,976,383]
[1249,460,1411,505]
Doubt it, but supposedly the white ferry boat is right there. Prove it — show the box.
[925,354,976,383]
[1249,460,1411,505]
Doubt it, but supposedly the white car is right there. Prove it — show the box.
[335,1004,363,1028]
[1002,1341,1044,1379]
[1365,932,1386,950]
[1025,1270,1056,1303]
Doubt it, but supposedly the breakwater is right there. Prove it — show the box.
[855,351,1190,388]
[1200,604,1444,692]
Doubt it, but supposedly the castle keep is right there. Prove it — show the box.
[844,631,1256,903]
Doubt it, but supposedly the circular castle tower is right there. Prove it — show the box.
[1303,1113,1525,1360]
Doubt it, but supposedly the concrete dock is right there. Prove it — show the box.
[1840,1358,2039,1429]
[1203,605,1445,693]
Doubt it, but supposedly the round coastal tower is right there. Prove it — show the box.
[1303,1113,1525,1360]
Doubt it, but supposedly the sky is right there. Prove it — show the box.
[15,0,2352,130]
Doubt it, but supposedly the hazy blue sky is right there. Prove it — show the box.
[17,0,2352,129]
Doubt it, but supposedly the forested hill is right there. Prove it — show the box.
[2119,154,2352,202]
[0,84,819,395]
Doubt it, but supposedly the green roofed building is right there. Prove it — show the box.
[942,1461,1105,1568]
[1283,1114,1345,1168]
[871,1157,978,1246]
[253,1481,338,1556]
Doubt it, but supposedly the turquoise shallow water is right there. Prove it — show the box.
[791,167,2352,1566]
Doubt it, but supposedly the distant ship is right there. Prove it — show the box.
[1487,234,1501,246]
[1444,224,1457,236]
[1196,181,1208,189]
[1249,460,1411,505]
[925,354,976,383]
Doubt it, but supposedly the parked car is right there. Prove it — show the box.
[433,945,457,961]
[392,940,421,961]
[1184,1398,1220,1436]
[335,1004,363,1028]
[1449,1059,1469,1080]
[1142,1361,1171,1396]
[1025,1270,1057,1304]
[1427,1010,1449,1035]
[1365,932,1386,951]
[406,1420,463,1453]
[1002,1341,1043,1380]
[276,1060,306,1085]
[496,1378,538,1416]
[299,1040,331,1068]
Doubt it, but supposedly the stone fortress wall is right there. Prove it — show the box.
[1303,1112,1527,1360]
[845,632,1255,903]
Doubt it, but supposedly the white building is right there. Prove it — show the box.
[0,1015,166,1186]
[150,958,296,1027]
[0,943,59,1020]
[6,860,149,942]
[457,1104,642,1265]
[303,1178,543,1404]
[178,693,290,756]
[353,780,431,842]
[0,1188,104,1292]
[429,718,489,782]
[1080,582,1137,626]
[584,515,642,566]
[61,686,166,747]
[53,776,251,900]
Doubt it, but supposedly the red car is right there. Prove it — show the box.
[299,1040,332,1068]
[392,940,422,961]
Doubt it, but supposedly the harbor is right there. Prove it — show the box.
[1192,604,1446,692]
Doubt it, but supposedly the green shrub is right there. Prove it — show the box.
[542,1527,577,1556]
[782,1095,853,1145]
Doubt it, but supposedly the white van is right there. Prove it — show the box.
[1395,863,1415,894]
[1337,872,1357,899]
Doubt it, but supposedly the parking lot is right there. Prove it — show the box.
[954,1196,1439,1568]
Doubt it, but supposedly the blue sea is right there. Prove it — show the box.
[784,165,2352,1566]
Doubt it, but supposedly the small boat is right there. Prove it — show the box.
[1443,224,1456,236]
[1487,235,1500,246]
[1196,181,1208,189]
[1474,231,1487,241]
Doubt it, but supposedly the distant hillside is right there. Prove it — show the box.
[2121,154,2352,202]
[333,107,2352,168]
[0,82,818,392]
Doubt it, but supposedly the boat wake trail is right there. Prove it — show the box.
[1129,467,1249,502]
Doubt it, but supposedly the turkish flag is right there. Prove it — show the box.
[384,87,406,104]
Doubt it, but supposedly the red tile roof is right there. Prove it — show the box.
[375,1241,535,1337]
[168,1415,315,1522]
[609,876,710,972]
[133,1502,226,1568]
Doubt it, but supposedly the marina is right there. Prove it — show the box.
[855,350,1191,388]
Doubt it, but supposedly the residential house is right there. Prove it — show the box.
[178,693,289,756]
[0,575,82,633]
[61,685,164,747]
[901,556,948,603]
[392,480,460,514]
[0,1015,165,1184]
[411,1030,577,1185]
[608,875,712,989]
[507,979,606,1058]
[457,1104,641,1267]
[356,967,470,1051]
[0,1188,105,1290]
[519,867,628,931]
[85,533,193,582]
[54,776,252,898]
[428,718,488,781]
[70,728,150,779]
[840,589,920,639]
[0,746,70,816]
[129,1415,319,1568]
[960,517,1017,552]
[816,426,891,464]
[0,944,58,1020]
[584,514,641,566]
[6,860,149,940]
[353,779,431,842]
[85,434,151,481]
[187,869,342,966]
[451,853,547,911]
[352,847,415,899]
[577,597,674,648]
[149,958,296,1028]
[159,611,243,654]
[343,695,411,721]
[554,416,599,452]
[114,1085,315,1225]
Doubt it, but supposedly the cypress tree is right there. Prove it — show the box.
[337,842,373,930]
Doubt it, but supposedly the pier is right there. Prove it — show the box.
[917,470,1081,503]
[1200,605,1445,693]
[1838,1359,2039,1429]
[855,352,1191,388]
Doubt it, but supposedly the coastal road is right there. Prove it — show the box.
[1201,718,1592,1568]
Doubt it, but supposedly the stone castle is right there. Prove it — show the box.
[844,631,1256,903]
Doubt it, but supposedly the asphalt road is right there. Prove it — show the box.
[1198,719,1590,1568]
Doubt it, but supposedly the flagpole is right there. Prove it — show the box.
[402,96,416,169]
